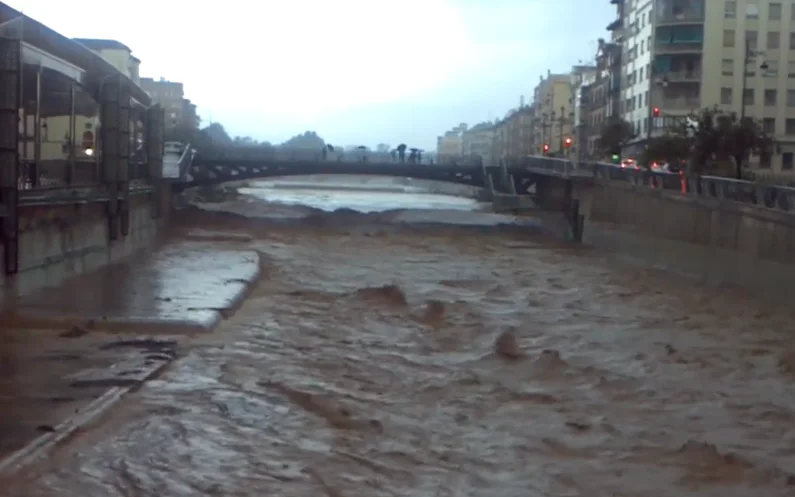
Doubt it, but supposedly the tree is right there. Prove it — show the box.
[687,107,774,179]
[598,116,635,156]
[641,133,692,169]
[376,143,390,153]
[282,131,325,149]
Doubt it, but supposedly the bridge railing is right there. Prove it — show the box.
[516,155,795,212]
[177,143,194,180]
[194,147,480,166]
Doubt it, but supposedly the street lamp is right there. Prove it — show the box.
[740,39,769,121]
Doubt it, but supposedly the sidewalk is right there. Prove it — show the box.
[0,239,260,472]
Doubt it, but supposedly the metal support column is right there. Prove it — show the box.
[118,84,131,236]
[100,75,121,241]
[0,37,20,274]
[146,105,164,218]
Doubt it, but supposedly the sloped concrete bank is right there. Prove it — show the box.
[0,239,263,475]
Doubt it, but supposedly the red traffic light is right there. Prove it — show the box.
[564,137,572,147]
[653,107,660,117]
[543,144,549,152]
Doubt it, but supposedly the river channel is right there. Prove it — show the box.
[4,177,795,497]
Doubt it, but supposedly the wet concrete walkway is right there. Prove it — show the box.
[0,235,260,466]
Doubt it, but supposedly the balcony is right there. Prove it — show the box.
[655,42,703,55]
[657,12,704,26]
[659,71,702,84]
[658,96,701,111]
[656,11,704,27]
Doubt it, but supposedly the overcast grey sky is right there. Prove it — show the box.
[10,0,614,149]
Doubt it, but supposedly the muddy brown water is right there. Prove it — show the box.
[3,197,795,497]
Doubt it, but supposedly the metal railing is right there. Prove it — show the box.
[177,143,194,179]
[515,155,795,213]
[194,146,481,167]
[18,159,101,190]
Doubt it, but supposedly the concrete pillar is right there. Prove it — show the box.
[100,75,122,241]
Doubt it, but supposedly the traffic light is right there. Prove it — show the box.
[652,107,660,117]
[564,137,572,148]
[543,144,550,154]
[611,153,620,163]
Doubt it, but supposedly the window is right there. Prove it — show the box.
[788,90,795,106]
[765,89,777,106]
[746,30,758,50]
[743,88,755,106]
[725,0,736,18]
[769,2,782,20]
[789,60,795,77]
[722,59,734,75]
[763,118,776,134]
[721,87,733,104]
[767,31,780,49]
[783,152,794,169]
[645,91,649,105]
[724,29,735,47]
[786,118,795,134]
[639,67,644,80]
[790,32,795,49]
[746,3,759,19]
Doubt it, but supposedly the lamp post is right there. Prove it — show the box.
[740,39,769,121]
[738,39,769,175]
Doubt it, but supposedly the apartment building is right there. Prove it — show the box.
[182,98,200,130]
[531,71,574,154]
[709,0,795,171]
[618,0,795,171]
[583,40,623,157]
[141,77,185,129]
[461,122,495,162]
[72,38,141,85]
[436,123,467,162]
[617,0,654,157]
[570,65,597,158]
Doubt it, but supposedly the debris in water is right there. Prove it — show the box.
[494,330,522,359]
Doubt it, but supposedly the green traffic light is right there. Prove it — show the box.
[611,154,620,163]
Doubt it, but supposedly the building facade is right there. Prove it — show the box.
[618,0,655,157]
[531,71,575,155]
[436,123,467,162]
[618,0,795,171]
[461,122,495,162]
[582,39,623,158]
[703,0,795,171]
[72,38,141,85]
[141,77,185,130]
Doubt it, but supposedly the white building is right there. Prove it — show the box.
[620,0,654,156]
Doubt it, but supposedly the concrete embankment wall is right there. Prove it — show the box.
[0,193,170,301]
[578,180,795,295]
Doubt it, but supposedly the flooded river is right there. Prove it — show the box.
[5,178,795,496]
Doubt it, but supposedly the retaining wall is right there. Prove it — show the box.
[578,180,795,296]
[0,193,169,301]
